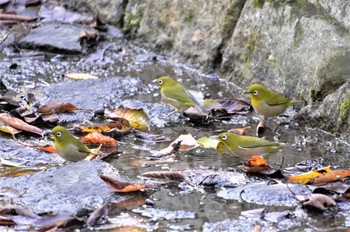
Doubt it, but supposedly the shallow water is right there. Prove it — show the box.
[1,39,350,231]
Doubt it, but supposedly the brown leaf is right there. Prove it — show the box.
[0,167,43,177]
[302,194,336,211]
[151,134,198,158]
[87,205,108,226]
[0,124,21,135]
[36,145,57,153]
[256,119,266,138]
[311,169,350,185]
[228,127,249,136]
[112,105,150,132]
[99,174,147,193]
[37,102,78,115]
[81,123,123,133]
[0,215,14,226]
[140,171,186,181]
[0,115,43,137]
[204,98,252,116]
[81,132,118,146]
[287,166,332,185]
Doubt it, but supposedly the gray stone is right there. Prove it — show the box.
[18,24,98,54]
[0,160,119,214]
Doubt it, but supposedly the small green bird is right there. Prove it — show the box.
[245,84,303,117]
[156,76,203,114]
[216,132,283,158]
[51,126,91,162]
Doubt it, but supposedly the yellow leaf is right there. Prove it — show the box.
[113,105,150,132]
[66,73,98,80]
[287,166,332,185]
[197,136,219,149]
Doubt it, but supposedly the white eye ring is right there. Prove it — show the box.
[56,132,62,137]
[253,90,258,95]
[221,134,227,141]
[158,80,163,85]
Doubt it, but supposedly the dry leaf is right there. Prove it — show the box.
[87,205,108,226]
[100,174,147,193]
[228,127,249,136]
[37,102,78,115]
[0,167,43,178]
[311,169,350,185]
[66,73,98,80]
[141,171,186,181]
[81,123,123,133]
[302,194,336,211]
[81,132,118,146]
[112,105,150,132]
[0,125,21,135]
[151,134,198,158]
[36,145,57,153]
[288,166,339,185]
[0,115,43,137]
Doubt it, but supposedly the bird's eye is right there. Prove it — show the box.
[221,134,227,141]
[157,80,163,85]
[56,132,62,137]
[253,90,258,95]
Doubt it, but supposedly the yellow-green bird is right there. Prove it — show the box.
[51,126,91,162]
[156,76,203,114]
[216,132,283,158]
[245,84,303,117]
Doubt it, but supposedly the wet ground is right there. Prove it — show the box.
[1,31,350,231]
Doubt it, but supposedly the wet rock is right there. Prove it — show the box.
[203,219,277,232]
[132,207,196,220]
[0,160,119,214]
[217,181,311,207]
[18,24,98,54]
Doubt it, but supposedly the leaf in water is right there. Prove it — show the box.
[243,156,271,173]
[81,132,118,146]
[112,105,150,132]
[310,169,350,185]
[87,204,108,226]
[204,98,252,115]
[38,102,78,115]
[151,134,198,158]
[0,167,43,177]
[99,174,148,193]
[81,122,123,133]
[0,115,43,137]
[288,166,332,185]
[133,130,170,143]
[36,144,57,153]
[0,158,25,167]
[66,73,98,80]
[197,136,218,149]
[140,170,186,181]
[302,194,336,211]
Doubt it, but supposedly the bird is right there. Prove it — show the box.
[155,76,203,114]
[51,126,91,162]
[216,132,283,158]
[245,84,303,118]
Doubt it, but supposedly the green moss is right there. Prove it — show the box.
[339,94,350,121]
[309,83,316,101]
[252,0,265,8]
[185,9,194,23]
[123,6,143,36]
[242,35,258,78]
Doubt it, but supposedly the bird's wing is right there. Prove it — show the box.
[265,92,290,106]
[238,136,281,149]
[72,140,91,154]
[162,85,199,106]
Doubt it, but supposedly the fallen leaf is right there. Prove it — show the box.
[87,205,108,226]
[197,136,218,149]
[81,122,123,133]
[256,119,266,138]
[141,170,186,181]
[112,105,150,132]
[204,98,252,116]
[151,134,198,158]
[228,127,249,135]
[100,174,148,193]
[0,115,43,137]
[66,73,98,80]
[37,102,78,115]
[81,132,118,146]
[133,130,170,143]
[36,145,57,153]
[302,194,336,211]
[243,156,271,173]
[0,167,43,177]
[287,167,350,185]
[0,158,24,167]
[0,125,21,136]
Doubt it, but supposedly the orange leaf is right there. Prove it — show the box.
[81,132,118,146]
[228,127,249,136]
[287,166,332,185]
[100,174,147,193]
[0,115,43,137]
[37,102,78,115]
[36,145,57,153]
[243,155,270,173]
[311,170,350,185]
[81,123,123,133]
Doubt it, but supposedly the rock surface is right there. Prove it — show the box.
[72,0,350,136]
[0,160,119,214]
